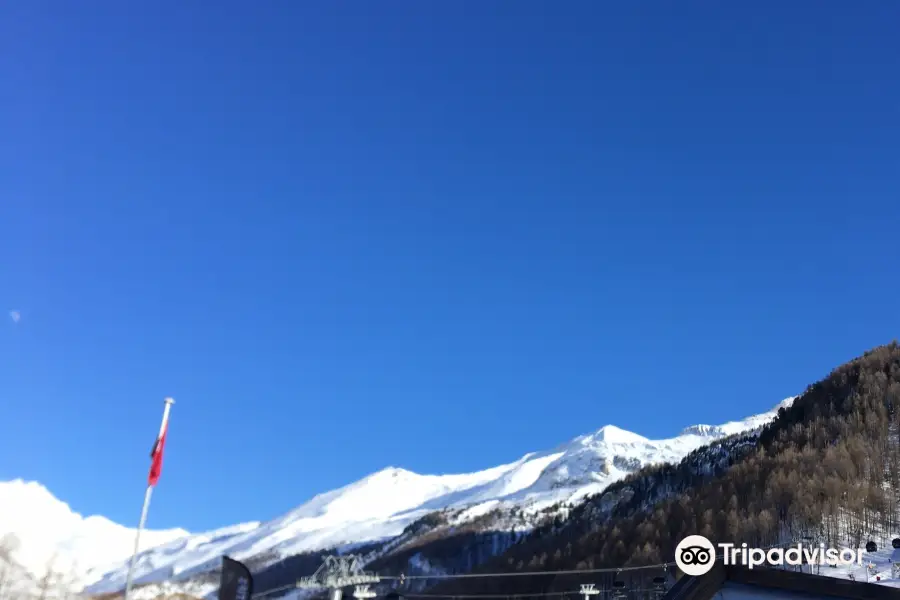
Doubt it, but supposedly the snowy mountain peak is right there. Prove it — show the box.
[371,467,416,480]
[588,425,649,445]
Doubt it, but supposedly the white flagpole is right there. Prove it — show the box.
[123,398,174,600]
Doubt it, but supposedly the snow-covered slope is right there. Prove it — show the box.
[1,398,794,595]
[0,479,190,589]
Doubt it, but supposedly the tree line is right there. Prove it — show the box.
[416,342,900,597]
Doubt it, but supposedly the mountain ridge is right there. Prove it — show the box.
[0,479,190,583]
[0,398,792,597]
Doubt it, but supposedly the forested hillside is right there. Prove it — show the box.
[419,342,900,596]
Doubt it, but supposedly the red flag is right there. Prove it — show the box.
[148,417,169,486]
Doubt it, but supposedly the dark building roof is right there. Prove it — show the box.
[663,564,900,600]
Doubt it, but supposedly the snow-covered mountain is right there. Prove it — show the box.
[0,398,794,596]
[0,479,190,591]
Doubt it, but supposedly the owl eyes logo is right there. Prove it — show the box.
[675,535,716,575]
[680,546,711,565]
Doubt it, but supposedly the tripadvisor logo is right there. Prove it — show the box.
[674,535,864,576]
[675,536,716,576]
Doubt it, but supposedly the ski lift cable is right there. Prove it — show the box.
[254,588,665,600]
[253,583,300,598]
[379,541,793,580]
[379,562,677,579]
[253,542,792,598]
[405,593,570,598]
[403,589,666,598]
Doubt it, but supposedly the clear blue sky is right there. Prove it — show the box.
[1,1,898,533]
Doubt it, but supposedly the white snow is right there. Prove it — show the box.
[0,398,796,595]
[0,479,189,591]
[589,425,650,445]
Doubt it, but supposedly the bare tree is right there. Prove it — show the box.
[37,555,60,600]
[55,561,81,600]
[0,534,22,600]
